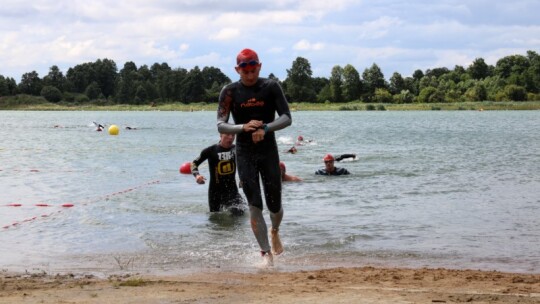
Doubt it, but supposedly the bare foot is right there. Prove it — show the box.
[270,228,284,255]
[261,251,274,267]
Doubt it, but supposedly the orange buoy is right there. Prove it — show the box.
[179,162,192,174]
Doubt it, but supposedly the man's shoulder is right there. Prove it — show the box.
[222,81,241,91]
[335,167,350,175]
[315,169,327,175]
[260,78,280,87]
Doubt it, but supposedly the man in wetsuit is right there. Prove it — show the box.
[217,48,292,266]
[191,133,246,215]
[315,154,351,176]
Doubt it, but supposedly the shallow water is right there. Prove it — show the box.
[0,110,539,275]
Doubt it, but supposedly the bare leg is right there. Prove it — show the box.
[269,207,284,255]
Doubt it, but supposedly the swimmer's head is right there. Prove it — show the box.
[279,161,286,172]
[297,135,304,141]
[323,154,335,162]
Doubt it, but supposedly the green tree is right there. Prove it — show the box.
[362,63,386,101]
[393,90,415,104]
[151,63,173,101]
[66,62,97,93]
[373,88,393,103]
[418,76,438,91]
[169,68,188,101]
[43,65,66,92]
[524,50,540,93]
[316,84,332,103]
[134,85,148,104]
[40,85,63,102]
[495,54,529,79]
[468,58,491,80]
[18,71,42,95]
[284,57,316,102]
[0,76,9,96]
[180,66,205,103]
[425,67,450,79]
[342,64,361,101]
[312,77,329,96]
[85,81,102,100]
[93,58,117,98]
[115,61,139,103]
[138,65,152,82]
[142,80,158,101]
[389,72,405,95]
[418,87,444,103]
[504,85,527,101]
[201,66,230,89]
[329,65,343,102]
[464,82,487,101]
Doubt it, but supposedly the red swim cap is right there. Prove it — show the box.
[236,48,259,65]
[279,161,286,171]
[323,154,334,161]
[297,135,304,141]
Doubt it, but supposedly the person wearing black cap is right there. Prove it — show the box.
[217,48,292,266]
[315,154,351,175]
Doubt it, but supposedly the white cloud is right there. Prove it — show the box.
[357,16,403,39]
[293,39,324,51]
[179,43,190,52]
[209,28,240,41]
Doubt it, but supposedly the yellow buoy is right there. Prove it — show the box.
[108,125,119,135]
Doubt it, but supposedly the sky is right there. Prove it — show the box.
[1,0,539,83]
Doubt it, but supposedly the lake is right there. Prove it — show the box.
[0,110,538,275]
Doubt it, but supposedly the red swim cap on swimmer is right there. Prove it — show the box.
[236,48,260,70]
[323,154,335,161]
[279,161,286,171]
[297,135,304,141]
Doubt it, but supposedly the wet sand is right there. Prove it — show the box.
[1,266,539,303]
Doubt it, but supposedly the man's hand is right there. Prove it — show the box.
[195,175,206,184]
[252,128,265,143]
[243,120,263,132]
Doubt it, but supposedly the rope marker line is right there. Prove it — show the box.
[2,179,161,230]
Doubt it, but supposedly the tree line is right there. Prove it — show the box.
[0,50,539,105]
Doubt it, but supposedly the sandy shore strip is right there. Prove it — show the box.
[1,266,539,303]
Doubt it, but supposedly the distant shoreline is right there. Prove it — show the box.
[1,101,540,111]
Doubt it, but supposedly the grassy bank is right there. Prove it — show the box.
[1,97,540,111]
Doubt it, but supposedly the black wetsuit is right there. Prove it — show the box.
[315,167,351,176]
[191,144,244,212]
[217,78,291,213]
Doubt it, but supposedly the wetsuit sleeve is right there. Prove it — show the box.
[217,84,244,134]
[267,113,291,132]
[191,146,212,177]
[335,154,356,161]
[266,81,292,132]
[340,168,351,175]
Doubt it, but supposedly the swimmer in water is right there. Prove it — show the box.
[280,161,302,182]
[315,154,351,176]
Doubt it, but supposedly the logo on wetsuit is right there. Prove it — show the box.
[240,98,264,108]
[217,151,235,175]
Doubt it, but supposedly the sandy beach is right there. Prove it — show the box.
[1,266,539,303]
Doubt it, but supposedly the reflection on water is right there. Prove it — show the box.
[0,110,539,274]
